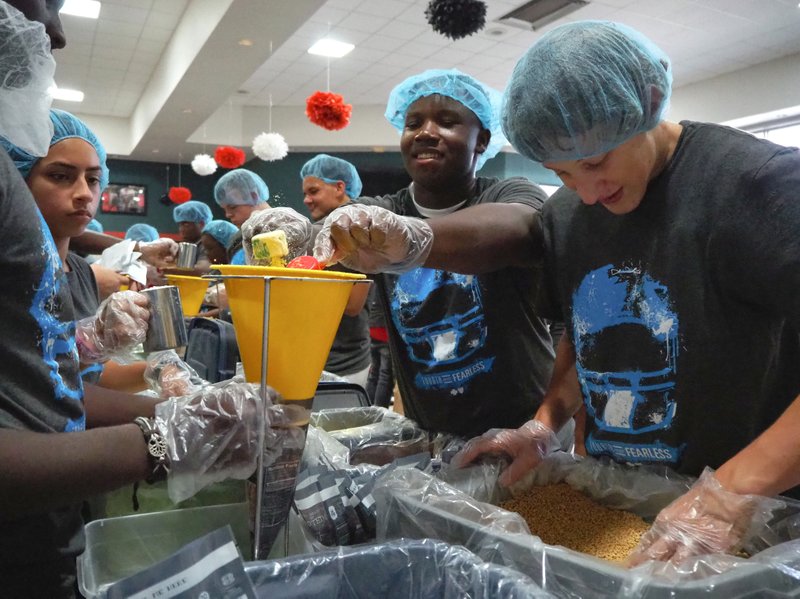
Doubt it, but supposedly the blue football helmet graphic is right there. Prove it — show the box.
[572,265,678,435]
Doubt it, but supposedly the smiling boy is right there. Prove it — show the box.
[340,69,556,438]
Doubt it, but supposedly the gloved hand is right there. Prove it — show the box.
[626,468,783,567]
[138,238,178,268]
[241,206,313,265]
[155,380,264,503]
[144,350,206,399]
[452,419,560,487]
[75,290,150,364]
[313,204,433,274]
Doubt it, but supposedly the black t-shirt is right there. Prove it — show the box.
[542,121,800,491]
[66,252,103,384]
[0,149,86,592]
[358,177,555,438]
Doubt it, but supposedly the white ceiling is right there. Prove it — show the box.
[52,0,800,162]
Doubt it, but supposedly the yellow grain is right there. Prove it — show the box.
[499,483,651,562]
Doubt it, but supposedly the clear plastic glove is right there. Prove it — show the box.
[75,290,150,364]
[144,350,207,399]
[241,206,313,265]
[313,204,434,274]
[155,380,264,503]
[626,468,784,567]
[138,238,178,268]
[451,419,560,487]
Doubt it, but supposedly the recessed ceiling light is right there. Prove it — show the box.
[152,149,160,154]
[49,86,84,102]
[238,38,254,47]
[308,38,354,58]
[182,108,193,114]
[59,0,101,19]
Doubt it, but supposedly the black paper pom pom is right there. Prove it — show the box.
[425,0,487,40]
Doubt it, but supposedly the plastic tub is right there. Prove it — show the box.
[380,480,800,598]
[77,502,250,599]
[245,538,553,598]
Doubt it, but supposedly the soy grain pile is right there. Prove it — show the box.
[500,483,651,562]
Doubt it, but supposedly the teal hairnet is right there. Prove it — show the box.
[202,219,238,249]
[0,108,110,189]
[125,223,159,243]
[300,154,363,199]
[502,20,673,162]
[385,68,506,170]
[86,219,104,233]
[173,200,213,224]
[213,169,269,206]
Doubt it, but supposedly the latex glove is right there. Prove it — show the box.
[155,380,263,503]
[626,468,783,567]
[241,207,313,265]
[138,238,178,268]
[75,290,150,363]
[144,350,206,399]
[451,419,560,487]
[313,204,433,274]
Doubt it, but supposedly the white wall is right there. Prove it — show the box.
[669,51,800,125]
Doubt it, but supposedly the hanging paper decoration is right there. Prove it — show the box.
[425,0,487,40]
[306,91,352,131]
[252,132,289,161]
[168,186,192,204]
[191,153,217,176]
[214,145,246,169]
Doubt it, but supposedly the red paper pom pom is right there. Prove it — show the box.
[214,146,246,169]
[168,186,192,204]
[305,91,352,131]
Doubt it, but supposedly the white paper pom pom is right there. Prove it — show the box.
[252,132,288,161]
[191,153,217,176]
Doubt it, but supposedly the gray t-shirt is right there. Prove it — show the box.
[541,121,800,495]
[358,177,554,438]
[66,252,103,385]
[0,149,86,593]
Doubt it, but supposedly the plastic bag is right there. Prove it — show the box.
[374,453,800,598]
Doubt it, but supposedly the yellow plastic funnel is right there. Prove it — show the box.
[214,264,366,401]
[165,274,208,316]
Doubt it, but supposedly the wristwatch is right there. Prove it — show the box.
[133,416,169,483]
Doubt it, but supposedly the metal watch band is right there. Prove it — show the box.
[133,416,169,484]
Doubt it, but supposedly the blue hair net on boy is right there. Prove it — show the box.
[86,219,104,233]
[173,200,213,224]
[502,20,673,162]
[300,154,363,199]
[202,219,238,249]
[125,223,159,243]
[0,108,110,189]
[385,69,506,170]
[213,169,269,206]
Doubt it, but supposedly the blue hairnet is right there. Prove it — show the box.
[0,108,110,189]
[502,21,673,162]
[86,219,104,233]
[173,200,213,224]
[385,69,506,170]
[213,169,269,206]
[125,223,159,243]
[300,154,363,199]
[202,219,238,249]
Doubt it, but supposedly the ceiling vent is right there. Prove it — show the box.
[497,0,588,31]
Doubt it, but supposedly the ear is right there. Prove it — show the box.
[476,128,490,155]
[649,84,665,116]
[335,180,347,197]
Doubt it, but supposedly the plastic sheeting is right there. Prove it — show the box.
[246,538,553,598]
[375,453,800,598]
